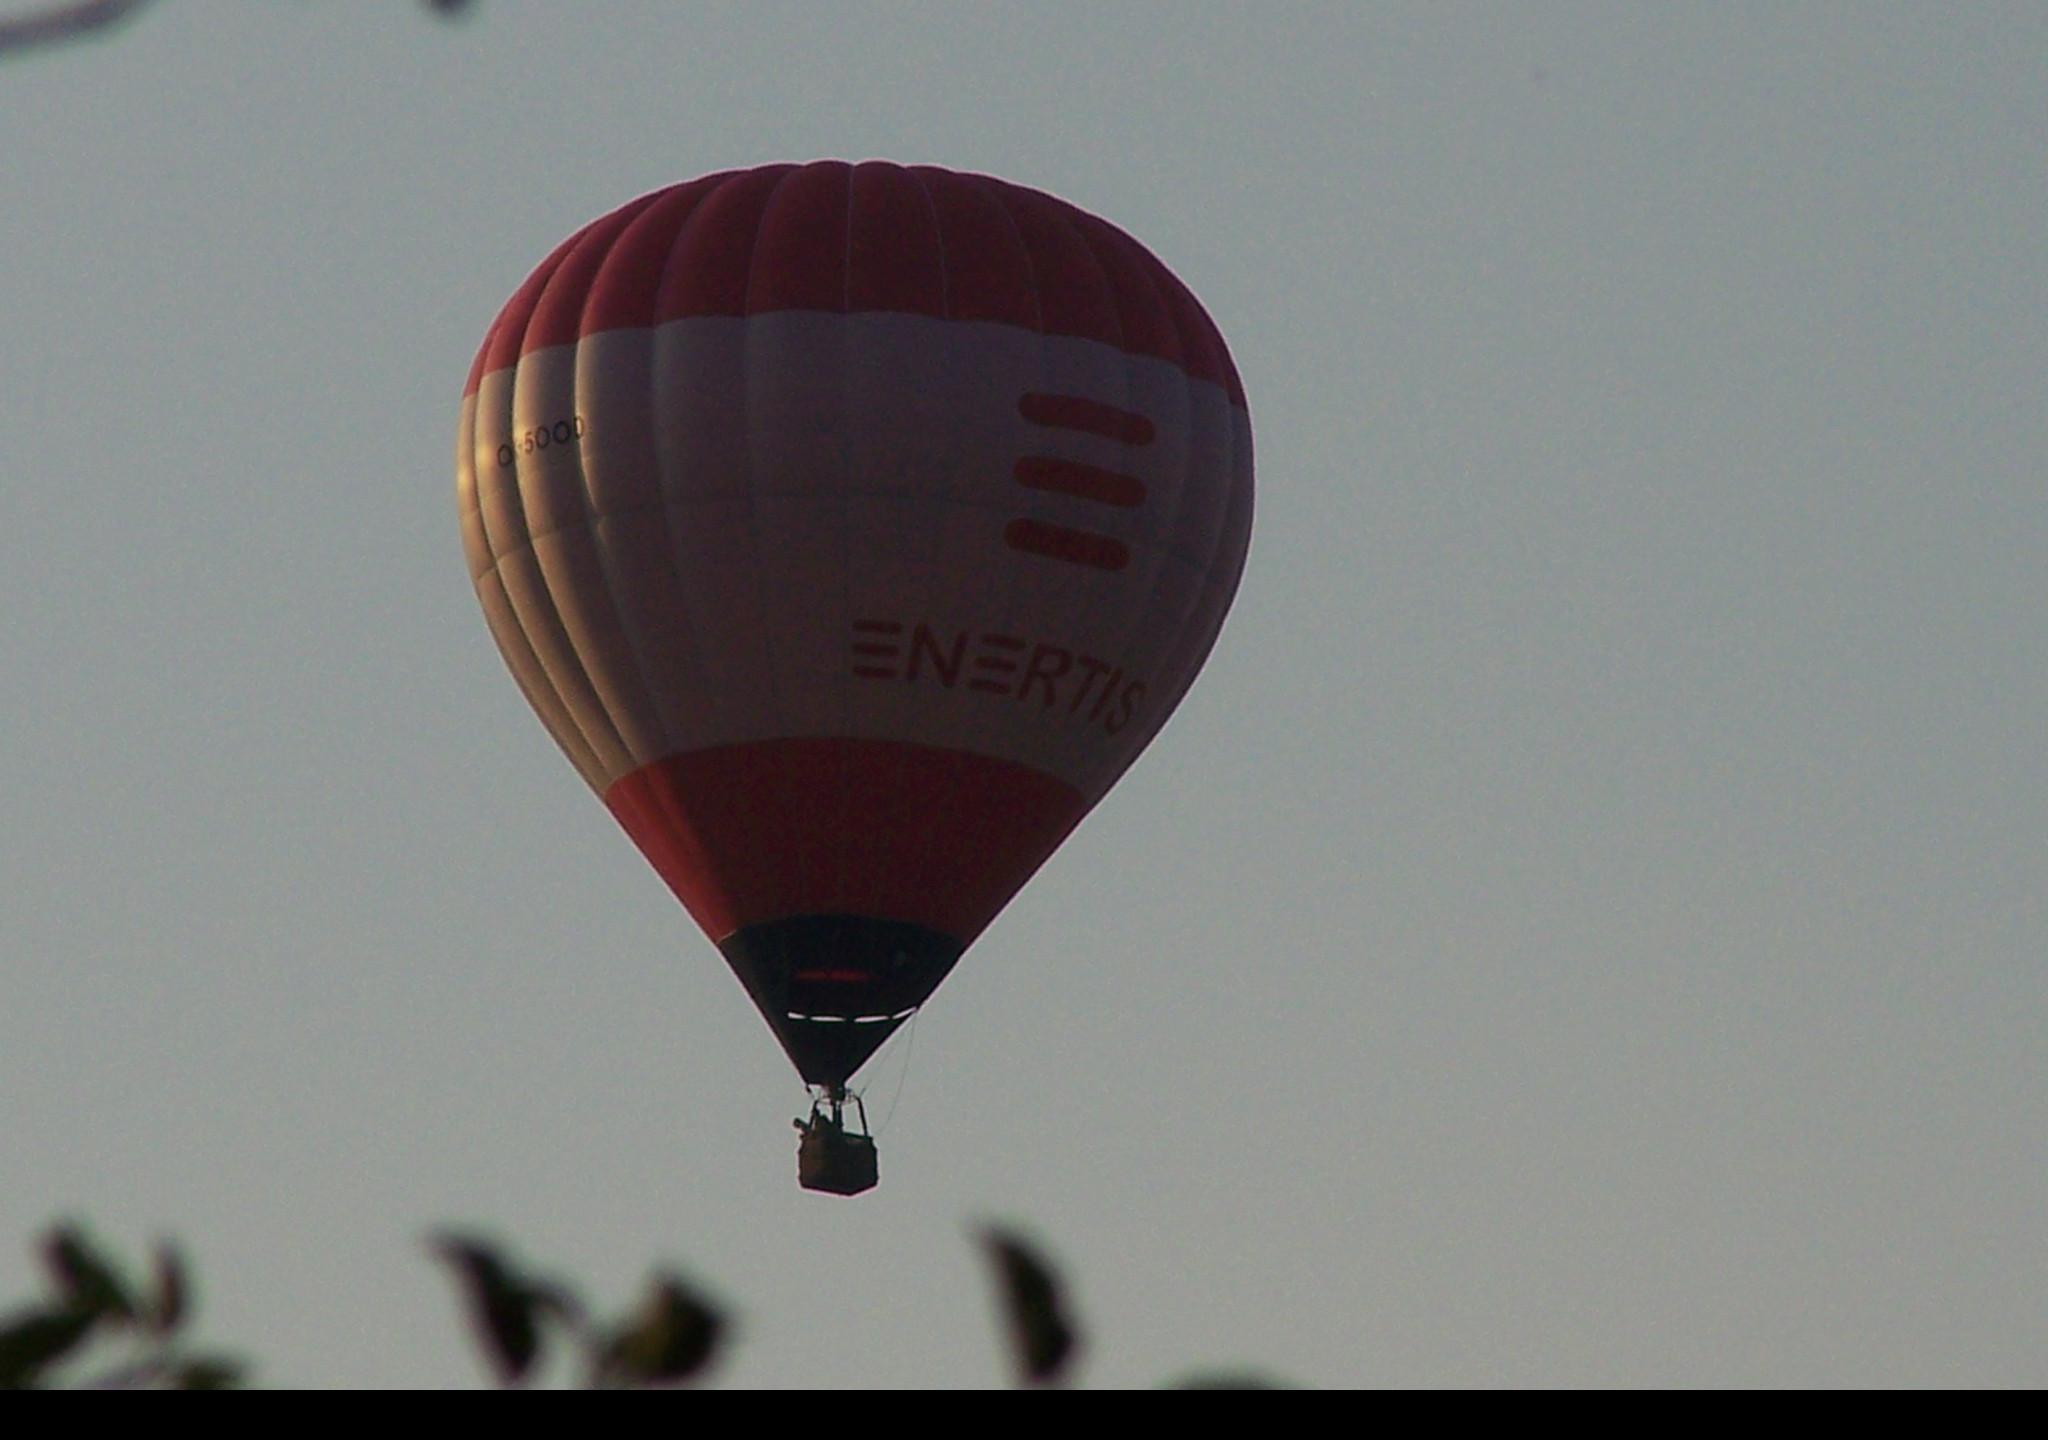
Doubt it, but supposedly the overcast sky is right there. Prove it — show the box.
[2,2,2044,1386]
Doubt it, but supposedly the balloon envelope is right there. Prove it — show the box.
[458,162,1252,1086]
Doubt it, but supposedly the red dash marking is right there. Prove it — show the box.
[1003,519,1131,571]
[852,619,903,634]
[1013,456,1147,508]
[796,969,873,983]
[1018,393,1156,446]
[852,642,900,657]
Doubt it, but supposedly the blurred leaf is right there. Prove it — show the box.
[42,1224,134,1321]
[0,1309,95,1389]
[147,1242,186,1335]
[978,1228,1079,1386]
[600,1274,723,1387]
[431,1233,563,1386]
[170,1356,245,1390]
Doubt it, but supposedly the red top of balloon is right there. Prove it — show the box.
[466,161,1245,405]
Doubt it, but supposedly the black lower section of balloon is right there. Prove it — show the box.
[719,915,964,1087]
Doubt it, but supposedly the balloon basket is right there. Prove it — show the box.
[796,1089,878,1196]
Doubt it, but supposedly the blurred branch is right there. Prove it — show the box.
[0,0,152,54]
[0,0,474,58]
[4,1213,1273,1387]
[432,1232,724,1390]
[0,1222,243,1389]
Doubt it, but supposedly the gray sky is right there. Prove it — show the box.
[2,1,2043,1386]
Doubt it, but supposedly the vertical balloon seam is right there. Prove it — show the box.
[508,216,651,779]
[643,183,732,758]
[1150,375,1250,776]
[570,190,685,771]
[472,245,627,786]
[827,172,920,931]
[839,165,891,922]
[839,174,983,946]
[467,393,609,785]
[665,171,775,938]
[656,174,765,757]
[667,172,807,935]
[523,191,661,355]
[462,356,609,791]
[736,165,818,928]
[604,198,696,755]
[873,159,949,923]
[781,163,854,915]
[499,416,638,780]
[475,507,613,787]
[881,174,1049,944]
[831,172,937,934]
[1120,238,1253,759]
[989,180,1094,791]
[477,572,607,787]
[824,161,859,920]
[1007,209,1138,794]
[580,343,681,765]
[1093,356,1204,791]
[986,186,1128,922]
[1073,216,1226,780]
[862,164,956,928]
[1144,448,1238,778]
[548,200,676,771]
[477,222,583,384]
[970,173,1045,334]
[482,227,621,777]
[1148,405,1252,773]
[583,188,715,761]
[1027,202,1137,687]
[978,179,1125,906]
[1015,192,1156,736]
[989,185,1081,660]
[1068,211,1189,715]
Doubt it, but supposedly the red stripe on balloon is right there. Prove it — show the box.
[605,738,1089,942]
[1017,392,1156,446]
[1002,518,1132,571]
[474,163,1247,405]
[1012,456,1147,508]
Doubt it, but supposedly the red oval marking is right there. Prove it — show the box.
[1013,456,1147,508]
[1003,518,1130,571]
[1017,393,1157,446]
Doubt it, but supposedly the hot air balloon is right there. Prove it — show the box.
[457,162,1252,1193]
